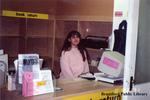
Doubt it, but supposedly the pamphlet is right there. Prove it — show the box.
[18,54,40,84]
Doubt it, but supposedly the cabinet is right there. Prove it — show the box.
[0,16,54,68]
[1,17,24,64]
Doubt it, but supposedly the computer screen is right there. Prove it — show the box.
[98,51,124,77]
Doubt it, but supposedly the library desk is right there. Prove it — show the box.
[1,78,122,100]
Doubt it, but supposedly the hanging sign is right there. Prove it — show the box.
[2,10,49,19]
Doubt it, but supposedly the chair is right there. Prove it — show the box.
[113,20,127,55]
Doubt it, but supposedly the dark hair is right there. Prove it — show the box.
[61,30,89,62]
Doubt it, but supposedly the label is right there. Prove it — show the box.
[2,10,48,19]
[115,11,123,17]
[37,81,46,86]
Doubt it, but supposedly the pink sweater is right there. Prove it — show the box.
[60,47,89,79]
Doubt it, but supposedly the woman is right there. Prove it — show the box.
[60,30,90,79]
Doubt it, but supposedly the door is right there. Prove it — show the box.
[123,0,150,100]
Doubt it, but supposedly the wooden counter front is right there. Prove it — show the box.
[1,78,122,100]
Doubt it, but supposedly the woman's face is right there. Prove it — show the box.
[69,35,80,47]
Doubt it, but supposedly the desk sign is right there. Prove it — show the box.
[22,70,54,97]
[63,87,122,100]
[33,70,54,95]
[2,10,48,19]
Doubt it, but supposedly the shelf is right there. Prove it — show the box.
[55,15,113,22]
[26,36,53,38]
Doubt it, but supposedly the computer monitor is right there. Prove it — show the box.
[98,51,124,77]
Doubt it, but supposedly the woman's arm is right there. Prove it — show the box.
[83,59,90,73]
[60,52,74,79]
[83,50,90,73]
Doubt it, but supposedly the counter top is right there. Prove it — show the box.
[1,78,122,100]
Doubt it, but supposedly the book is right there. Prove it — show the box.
[0,49,4,55]
[79,72,123,83]
[0,54,8,71]
[0,54,8,85]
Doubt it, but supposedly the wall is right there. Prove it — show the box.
[56,0,113,21]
